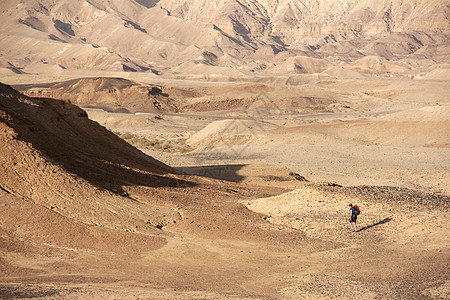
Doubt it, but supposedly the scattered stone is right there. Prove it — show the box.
[289,172,309,182]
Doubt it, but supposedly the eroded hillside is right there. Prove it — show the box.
[0,79,449,298]
[0,0,448,79]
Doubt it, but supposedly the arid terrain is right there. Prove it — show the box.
[1,74,449,299]
[1,0,450,299]
[1,0,449,80]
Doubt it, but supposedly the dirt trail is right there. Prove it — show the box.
[1,166,448,299]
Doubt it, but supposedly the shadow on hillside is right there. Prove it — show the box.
[358,217,392,232]
[1,89,196,195]
[178,165,247,182]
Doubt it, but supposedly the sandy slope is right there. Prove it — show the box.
[1,77,448,299]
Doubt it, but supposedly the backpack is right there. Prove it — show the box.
[353,205,360,215]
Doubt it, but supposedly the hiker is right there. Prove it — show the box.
[348,203,358,232]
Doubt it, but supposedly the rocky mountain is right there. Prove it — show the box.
[0,0,449,79]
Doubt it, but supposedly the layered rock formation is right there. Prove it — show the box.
[0,0,448,78]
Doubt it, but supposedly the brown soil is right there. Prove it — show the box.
[0,82,449,299]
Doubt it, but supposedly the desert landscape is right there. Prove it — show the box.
[1,0,449,299]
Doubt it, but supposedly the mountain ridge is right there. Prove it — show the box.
[0,0,448,79]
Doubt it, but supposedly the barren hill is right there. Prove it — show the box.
[1,0,449,79]
[0,82,335,298]
[0,82,185,229]
[14,77,178,113]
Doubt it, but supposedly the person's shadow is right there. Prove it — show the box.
[358,217,392,232]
